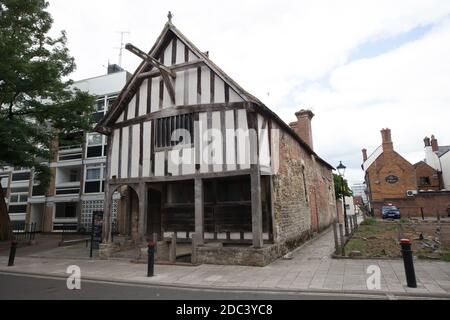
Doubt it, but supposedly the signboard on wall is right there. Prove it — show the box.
[91,210,103,250]
[385,175,399,184]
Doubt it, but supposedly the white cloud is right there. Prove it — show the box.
[295,17,450,184]
[46,0,450,184]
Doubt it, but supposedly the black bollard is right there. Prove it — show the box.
[147,241,156,277]
[8,241,18,267]
[400,239,417,288]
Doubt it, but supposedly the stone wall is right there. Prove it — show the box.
[196,231,312,267]
[271,126,336,244]
[272,130,311,243]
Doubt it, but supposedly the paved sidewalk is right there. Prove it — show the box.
[1,229,450,298]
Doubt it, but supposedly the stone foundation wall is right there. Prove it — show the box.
[196,229,313,267]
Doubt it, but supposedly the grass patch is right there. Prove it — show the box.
[440,248,450,262]
[346,239,366,253]
[360,218,377,226]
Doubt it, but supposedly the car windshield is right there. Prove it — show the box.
[382,206,397,212]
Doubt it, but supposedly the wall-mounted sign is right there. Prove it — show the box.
[91,210,103,250]
[385,175,399,184]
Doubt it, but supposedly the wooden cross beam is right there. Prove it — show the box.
[125,43,176,104]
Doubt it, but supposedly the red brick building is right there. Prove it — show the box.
[362,128,450,217]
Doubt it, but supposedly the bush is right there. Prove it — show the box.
[360,218,377,226]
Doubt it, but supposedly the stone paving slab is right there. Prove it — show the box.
[1,227,450,298]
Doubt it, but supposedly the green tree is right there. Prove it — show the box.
[0,0,95,239]
[333,173,353,200]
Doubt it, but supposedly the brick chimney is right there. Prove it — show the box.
[380,128,393,152]
[431,135,439,152]
[424,136,431,147]
[291,109,315,150]
[362,148,368,162]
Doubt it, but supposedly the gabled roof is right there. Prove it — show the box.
[363,145,415,172]
[437,146,450,158]
[362,145,382,171]
[413,160,435,170]
[94,20,334,170]
[96,21,261,130]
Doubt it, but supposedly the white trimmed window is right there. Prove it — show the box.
[84,164,105,193]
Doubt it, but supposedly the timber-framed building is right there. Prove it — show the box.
[95,17,337,266]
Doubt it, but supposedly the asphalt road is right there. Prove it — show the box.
[0,272,384,300]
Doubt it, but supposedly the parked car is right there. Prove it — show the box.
[381,205,401,219]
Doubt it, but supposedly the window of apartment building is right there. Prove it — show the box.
[155,114,194,148]
[93,98,106,122]
[107,96,117,109]
[8,205,27,213]
[84,165,104,193]
[30,172,45,196]
[419,176,431,185]
[11,171,30,181]
[92,95,118,123]
[32,185,45,197]
[86,133,107,158]
[69,169,79,182]
[55,203,77,219]
[9,187,28,203]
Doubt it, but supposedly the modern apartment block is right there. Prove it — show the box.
[351,182,368,204]
[0,66,131,232]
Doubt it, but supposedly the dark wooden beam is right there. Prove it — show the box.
[126,43,176,105]
[108,168,252,185]
[138,60,205,79]
[111,102,247,130]
[126,43,176,78]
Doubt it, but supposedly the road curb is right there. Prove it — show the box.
[1,269,449,300]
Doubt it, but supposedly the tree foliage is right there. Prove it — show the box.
[0,0,95,191]
[0,0,95,239]
[333,173,353,200]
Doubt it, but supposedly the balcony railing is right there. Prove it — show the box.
[55,182,81,195]
[59,144,82,151]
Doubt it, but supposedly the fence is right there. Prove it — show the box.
[372,205,450,220]
[1,222,40,242]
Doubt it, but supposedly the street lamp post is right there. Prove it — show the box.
[337,161,349,236]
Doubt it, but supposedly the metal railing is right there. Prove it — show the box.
[2,222,40,241]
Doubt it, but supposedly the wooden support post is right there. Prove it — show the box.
[332,221,339,254]
[170,232,177,263]
[248,112,263,249]
[191,233,198,265]
[137,182,148,245]
[102,189,113,244]
[339,223,345,256]
[349,215,354,232]
[194,178,204,245]
[354,215,358,229]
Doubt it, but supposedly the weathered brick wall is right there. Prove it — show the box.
[313,160,337,230]
[272,130,311,242]
[272,127,336,243]
[372,192,450,218]
[414,161,440,191]
[367,151,417,202]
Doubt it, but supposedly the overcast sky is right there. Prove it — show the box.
[47,0,450,185]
